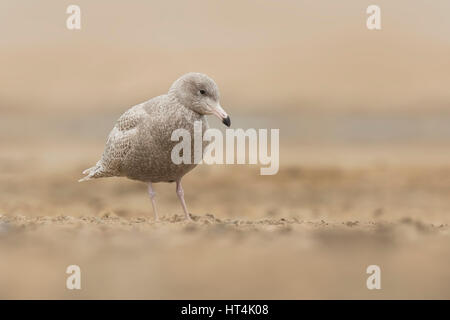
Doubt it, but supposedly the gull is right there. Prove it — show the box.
[79,73,231,221]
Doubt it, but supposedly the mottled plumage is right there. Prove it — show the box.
[79,73,231,220]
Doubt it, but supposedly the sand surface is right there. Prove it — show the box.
[1,133,449,299]
[1,0,450,299]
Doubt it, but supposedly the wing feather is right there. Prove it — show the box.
[99,105,147,175]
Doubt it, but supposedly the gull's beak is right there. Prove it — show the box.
[211,103,231,127]
[222,115,231,127]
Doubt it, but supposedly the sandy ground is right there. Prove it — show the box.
[1,0,450,300]
[1,131,449,299]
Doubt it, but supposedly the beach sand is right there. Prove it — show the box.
[1,0,450,299]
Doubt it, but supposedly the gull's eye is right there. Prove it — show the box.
[199,89,206,95]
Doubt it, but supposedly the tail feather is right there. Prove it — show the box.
[78,176,92,182]
[79,164,111,182]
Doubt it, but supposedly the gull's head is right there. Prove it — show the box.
[169,72,231,127]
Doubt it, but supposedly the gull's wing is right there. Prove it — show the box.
[79,103,148,181]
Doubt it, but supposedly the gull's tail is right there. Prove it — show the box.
[78,162,112,182]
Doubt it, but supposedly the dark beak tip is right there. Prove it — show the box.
[222,116,231,127]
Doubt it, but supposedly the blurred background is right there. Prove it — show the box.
[0,0,449,299]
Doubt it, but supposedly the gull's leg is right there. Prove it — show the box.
[147,182,159,221]
[176,179,191,221]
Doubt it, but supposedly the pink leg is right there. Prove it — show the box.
[176,179,191,221]
[147,182,159,221]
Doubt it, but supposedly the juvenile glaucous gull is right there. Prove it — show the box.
[79,73,231,221]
